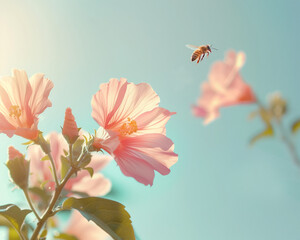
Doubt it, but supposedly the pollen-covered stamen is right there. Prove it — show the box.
[119,118,138,136]
[9,105,22,119]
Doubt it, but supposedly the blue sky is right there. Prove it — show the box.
[0,1,300,239]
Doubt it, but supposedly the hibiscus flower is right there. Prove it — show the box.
[91,78,178,186]
[0,69,54,139]
[192,50,256,124]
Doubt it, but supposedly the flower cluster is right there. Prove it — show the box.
[1,69,177,240]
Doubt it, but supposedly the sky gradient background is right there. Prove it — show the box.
[0,1,300,239]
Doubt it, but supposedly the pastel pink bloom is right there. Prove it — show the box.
[62,108,79,143]
[92,78,178,186]
[0,69,54,139]
[65,210,112,240]
[192,50,256,124]
[28,132,112,196]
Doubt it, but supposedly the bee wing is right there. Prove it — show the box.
[186,44,199,50]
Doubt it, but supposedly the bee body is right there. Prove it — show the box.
[186,44,215,63]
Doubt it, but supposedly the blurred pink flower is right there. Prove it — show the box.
[192,50,256,124]
[92,78,178,186]
[28,132,112,196]
[0,69,54,139]
[65,210,112,240]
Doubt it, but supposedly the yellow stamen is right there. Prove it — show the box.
[119,118,138,136]
[9,105,22,119]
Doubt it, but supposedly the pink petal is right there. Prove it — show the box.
[114,134,178,185]
[115,150,155,186]
[191,105,207,117]
[0,112,16,137]
[135,107,175,135]
[48,132,68,174]
[66,154,112,186]
[92,78,128,129]
[71,173,112,196]
[10,69,32,113]
[14,127,39,140]
[89,154,112,172]
[0,70,33,127]
[120,133,174,151]
[29,73,54,116]
[28,144,53,186]
[66,211,112,240]
[92,78,160,132]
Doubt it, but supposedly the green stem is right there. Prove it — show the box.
[30,167,77,240]
[277,119,300,168]
[69,143,73,164]
[23,188,41,221]
[47,153,60,186]
[35,134,60,187]
[30,149,88,240]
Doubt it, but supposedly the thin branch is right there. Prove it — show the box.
[277,119,300,168]
[23,188,41,221]
[30,150,89,240]
[47,153,60,186]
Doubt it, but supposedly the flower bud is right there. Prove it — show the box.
[6,146,30,190]
[62,108,79,144]
[268,92,287,119]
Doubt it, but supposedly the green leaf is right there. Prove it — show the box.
[249,107,274,145]
[54,233,78,240]
[63,149,69,157]
[84,167,94,178]
[9,227,21,240]
[291,119,300,134]
[72,139,85,161]
[61,156,71,180]
[82,135,88,144]
[22,140,34,146]
[250,126,274,145]
[0,204,31,239]
[78,153,91,169]
[68,190,90,198]
[40,180,49,189]
[28,187,51,204]
[41,155,50,161]
[62,197,135,240]
[39,229,47,240]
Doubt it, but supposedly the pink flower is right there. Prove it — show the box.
[28,132,112,196]
[192,50,256,124]
[0,69,54,139]
[65,210,111,240]
[92,78,178,186]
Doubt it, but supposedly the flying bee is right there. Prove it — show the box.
[186,44,218,63]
